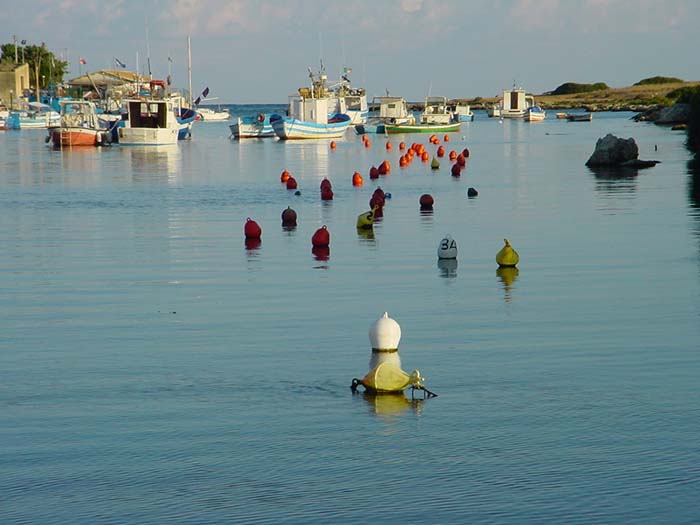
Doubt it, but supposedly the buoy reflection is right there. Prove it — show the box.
[244,238,261,251]
[497,266,519,303]
[437,258,458,278]
[312,245,330,261]
[361,392,424,417]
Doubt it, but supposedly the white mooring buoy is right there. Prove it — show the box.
[437,234,458,260]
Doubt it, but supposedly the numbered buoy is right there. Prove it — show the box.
[244,218,262,240]
[467,187,478,197]
[286,176,298,190]
[356,208,375,230]
[312,225,330,248]
[437,234,458,259]
[419,194,434,210]
[496,238,519,267]
[281,206,297,226]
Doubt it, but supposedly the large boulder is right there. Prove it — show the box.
[655,103,691,125]
[586,134,639,167]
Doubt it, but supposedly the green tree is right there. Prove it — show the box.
[1,42,68,92]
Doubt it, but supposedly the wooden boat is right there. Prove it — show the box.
[5,102,60,129]
[491,86,535,118]
[567,112,592,122]
[117,97,180,145]
[453,102,474,122]
[272,67,352,139]
[49,100,110,147]
[524,105,546,122]
[230,113,282,138]
[355,96,415,134]
[385,96,460,133]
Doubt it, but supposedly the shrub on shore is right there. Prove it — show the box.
[635,76,684,86]
[546,82,609,95]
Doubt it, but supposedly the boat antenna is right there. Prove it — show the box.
[145,14,152,78]
[187,36,193,108]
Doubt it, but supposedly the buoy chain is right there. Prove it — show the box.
[411,385,438,399]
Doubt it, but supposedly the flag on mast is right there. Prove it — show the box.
[115,57,126,68]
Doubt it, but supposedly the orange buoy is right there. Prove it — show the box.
[419,194,434,210]
[352,171,364,186]
[286,176,298,189]
[444,135,450,142]
[280,170,291,183]
[399,156,408,168]
[437,145,445,157]
[244,217,262,239]
[457,154,466,167]
[385,141,392,150]
[421,151,430,162]
[365,139,372,148]
[312,225,330,248]
[380,160,391,174]
[399,142,406,151]
[449,150,457,160]
[281,206,297,226]
[369,166,379,179]
[451,163,462,177]
[330,140,337,149]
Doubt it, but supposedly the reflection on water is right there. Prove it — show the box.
[497,266,519,303]
[283,140,331,179]
[125,145,181,183]
[312,246,330,269]
[359,391,424,419]
[688,158,700,209]
[589,165,639,212]
[437,258,458,278]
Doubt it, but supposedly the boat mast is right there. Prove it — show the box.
[187,36,193,108]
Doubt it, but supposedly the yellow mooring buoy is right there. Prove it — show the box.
[496,238,519,267]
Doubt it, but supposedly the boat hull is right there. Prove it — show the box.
[50,127,103,147]
[384,122,461,134]
[272,114,351,140]
[117,127,179,146]
[230,114,280,139]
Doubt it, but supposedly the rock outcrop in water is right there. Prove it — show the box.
[585,133,660,169]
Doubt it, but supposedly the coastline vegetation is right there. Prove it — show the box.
[545,82,609,95]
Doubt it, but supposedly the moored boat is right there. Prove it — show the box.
[491,86,535,119]
[272,112,351,140]
[197,106,231,121]
[453,102,474,122]
[567,112,593,122]
[524,105,546,122]
[355,96,415,134]
[5,102,60,129]
[117,97,180,146]
[385,96,460,134]
[230,113,282,139]
[49,100,110,147]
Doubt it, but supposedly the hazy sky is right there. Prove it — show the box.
[3,0,699,103]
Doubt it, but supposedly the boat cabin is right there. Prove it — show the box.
[126,99,175,129]
[288,95,330,124]
[421,96,453,125]
[500,87,534,117]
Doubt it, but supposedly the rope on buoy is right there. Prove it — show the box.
[350,378,363,393]
[411,385,438,399]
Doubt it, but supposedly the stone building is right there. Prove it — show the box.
[0,63,30,108]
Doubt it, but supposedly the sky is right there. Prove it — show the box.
[2,0,699,103]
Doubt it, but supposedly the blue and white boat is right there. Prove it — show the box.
[272,68,352,140]
[5,102,60,129]
[454,102,474,122]
[229,113,282,139]
[524,105,546,122]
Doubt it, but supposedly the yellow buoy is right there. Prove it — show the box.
[496,238,519,267]
[361,362,423,393]
[356,207,376,230]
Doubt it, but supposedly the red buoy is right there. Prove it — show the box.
[321,187,334,200]
[352,171,364,186]
[244,217,262,239]
[286,176,298,189]
[419,194,434,210]
[462,147,470,158]
[444,135,450,142]
[312,225,330,248]
[320,178,332,191]
[281,207,297,226]
[437,145,445,158]
[330,141,337,149]
[451,163,462,177]
[369,166,379,179]
[449,150,457,160]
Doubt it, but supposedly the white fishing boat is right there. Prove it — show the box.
[230,112,282,139]
[453,102,474,122]
[490,86,535,119]
[524,105,546,122]
[355,96,415,134]
[117,97,180,145]
[197,107,230,121]
[328,73,368,124]
[272,67,352,140]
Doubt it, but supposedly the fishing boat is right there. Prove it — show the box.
[48,100,110,147]
[5,102,60,129]
[328,73,368,124]
[230,113,282,139]
[490,86,535,118]
[197,106,230,121]
[272,67,352,140]
[524,105,546,122]
[453,102,474,122]
[566,112,593,122]
[355,96,415,134]
[117,97,180,145]
[385,96,460,134]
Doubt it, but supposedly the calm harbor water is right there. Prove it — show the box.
[1,107,699,524]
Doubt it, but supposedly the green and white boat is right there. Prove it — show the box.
[385,96,460,134]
